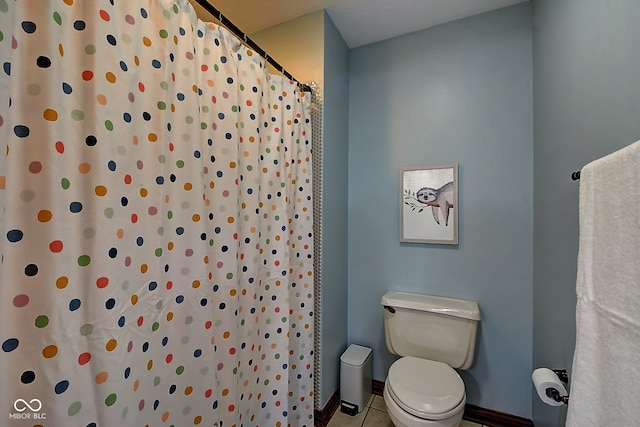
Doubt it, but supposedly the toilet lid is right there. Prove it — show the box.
[387,356,465,420]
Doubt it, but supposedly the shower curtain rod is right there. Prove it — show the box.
[192,0,312,92]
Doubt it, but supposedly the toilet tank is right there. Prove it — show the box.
[381,291,480,370]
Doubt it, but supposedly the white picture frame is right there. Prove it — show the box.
[400,164,459,244]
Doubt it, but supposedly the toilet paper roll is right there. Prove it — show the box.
[532,368,567,407]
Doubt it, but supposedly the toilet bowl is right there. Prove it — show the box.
[383,357,465,427]
[380,291,480,427]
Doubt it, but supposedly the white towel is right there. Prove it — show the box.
[566,141,640,427]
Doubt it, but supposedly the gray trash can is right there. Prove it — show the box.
[340,344,372,415]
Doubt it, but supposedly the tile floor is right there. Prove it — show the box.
[327,394,490,427]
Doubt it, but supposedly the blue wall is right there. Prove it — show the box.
[348,3,533,418]
[320,11,350,408]
[532,0,640,425]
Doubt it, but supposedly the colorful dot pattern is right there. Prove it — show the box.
[0,1,314,426]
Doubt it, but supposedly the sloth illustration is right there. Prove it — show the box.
[416,181,454,226]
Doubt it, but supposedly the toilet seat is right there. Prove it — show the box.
[386,356,465,420]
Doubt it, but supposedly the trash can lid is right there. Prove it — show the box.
[340,344,372,367]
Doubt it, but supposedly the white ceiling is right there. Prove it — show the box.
[191,0,527,48]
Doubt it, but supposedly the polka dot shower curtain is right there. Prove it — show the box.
[0,1,314,426]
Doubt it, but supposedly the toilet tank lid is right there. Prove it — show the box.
[381,291,480,321]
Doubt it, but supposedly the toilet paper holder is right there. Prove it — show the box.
[552,369,568,384]
[546,369,569,405]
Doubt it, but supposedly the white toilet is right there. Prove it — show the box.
[381,291,480,427]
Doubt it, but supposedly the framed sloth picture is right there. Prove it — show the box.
[400,164,458,244]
